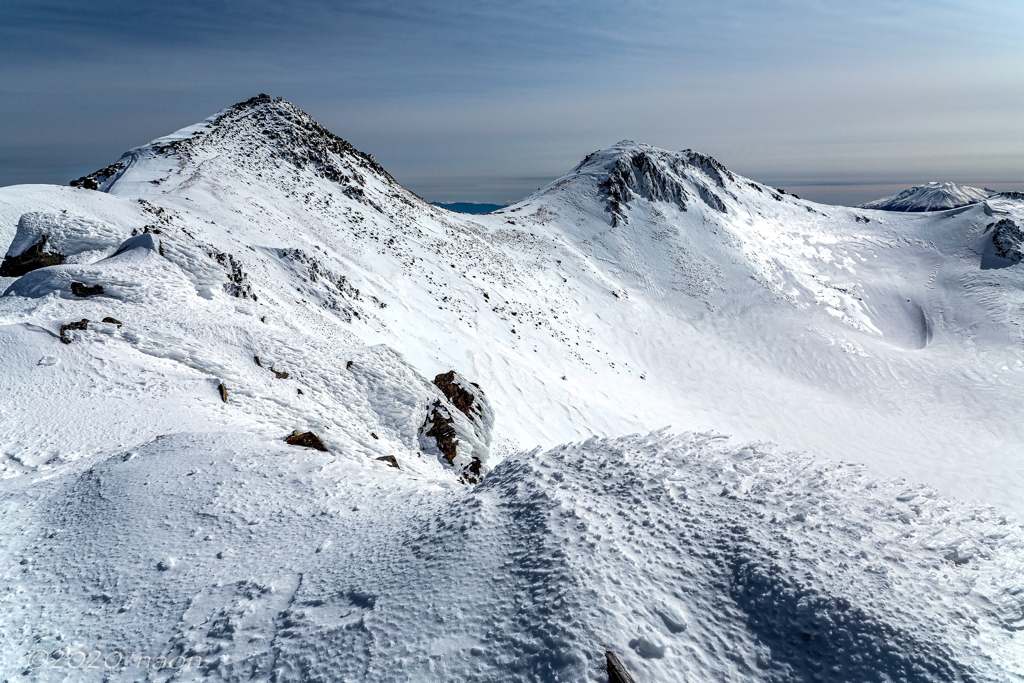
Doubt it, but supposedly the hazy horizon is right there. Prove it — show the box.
[3,1,1022,206]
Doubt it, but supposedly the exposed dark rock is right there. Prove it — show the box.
[423,400,459,465]
[598,147,731,226]
[218,383,228,403]
[206,248,256,300]
[370,432,378,439]
[254,355,263,367]
[420,371,493,484]
[606,651,637,683]
[433,371,477,417]
[70,159,129,191]
[285,430,327,451]
[59,319,89,344]
[432,372,493,444]
[346,360,353,369]
[70,282,104,298]
[991,219,1024,263]
[600,151,689,226]
[0,236,65,277]
[270,366,289,379]
[102,317,122,326]
[375,455,400,469]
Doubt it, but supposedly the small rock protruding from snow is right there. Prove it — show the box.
[70,282,104,298]
[59,319,89,344]
[285,430,327,451]
[376,455,400,469]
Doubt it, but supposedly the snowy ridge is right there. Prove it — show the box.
[860,181,992,212]
[2,431,1021,680]
[1,95,1023,680]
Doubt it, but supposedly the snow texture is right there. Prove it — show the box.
[1,95,1023,680]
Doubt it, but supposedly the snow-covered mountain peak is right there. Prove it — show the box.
[71,94,401,200]
[860,180,992,212]
[537,141,744,225]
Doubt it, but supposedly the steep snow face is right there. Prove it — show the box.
[861,181,992,212]
[1,96,1024,679]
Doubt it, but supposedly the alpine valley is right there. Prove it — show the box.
[1,95,1022,682]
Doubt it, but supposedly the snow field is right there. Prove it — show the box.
[2,432,1021,680]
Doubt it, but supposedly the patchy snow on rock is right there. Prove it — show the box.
[419,370,494,482]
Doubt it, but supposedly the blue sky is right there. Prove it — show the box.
[2,1,1022,204]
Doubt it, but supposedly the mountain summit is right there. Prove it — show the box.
[72,93,402,204]
[1,96,1023,681]
[860,181,992,212]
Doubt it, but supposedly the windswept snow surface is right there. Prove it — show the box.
[861,182,992,212]
[1,95,1023,680]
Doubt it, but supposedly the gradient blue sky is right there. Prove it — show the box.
[2,0,1022,205]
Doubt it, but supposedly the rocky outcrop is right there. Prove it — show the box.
[206,248,256,300]
[419,371,494,484]
[2,212,129,276]
[70,159,130,191]
[0,235,65,277]
[991,219,1024,263]
[597,146,730,226]
[432,371,492,439]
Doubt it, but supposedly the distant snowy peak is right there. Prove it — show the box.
[534,141,754,225]
[860,181,992,212]
[70,94,400,196]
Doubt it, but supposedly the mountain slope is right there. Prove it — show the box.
[861,181,992,212]
[17,102,1022,508]
[1,95,1023,680]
